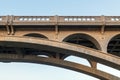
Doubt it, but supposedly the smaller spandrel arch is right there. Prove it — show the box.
[24,33,48,39]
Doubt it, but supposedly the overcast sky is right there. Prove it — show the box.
[0,0,120,80]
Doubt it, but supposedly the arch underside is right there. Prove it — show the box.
[63,33,101,50]
[0,36,119,80]
[0,54,119,80]
[24,33,48,39]
[108,34,120,56]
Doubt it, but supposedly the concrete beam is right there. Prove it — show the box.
[0,54,119,80]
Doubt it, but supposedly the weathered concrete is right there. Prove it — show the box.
[0,36,119,70]
[0,15,120,80]
[0,53,119,80]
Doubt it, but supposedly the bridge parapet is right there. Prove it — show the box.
[0,16,8,25]
[0,15,120,25]
[106,16,120,22]
[62,16,100,22]
[14,16,51,22]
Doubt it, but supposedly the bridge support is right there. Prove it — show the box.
[0,53,119,80]
[88,60,97,68]
[5,15,15,35]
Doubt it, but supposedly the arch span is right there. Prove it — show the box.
[63,33,101,50]
[0,36,119,70]
[0,53,119,80]
[24,33,48,39]
[107,34,120,56]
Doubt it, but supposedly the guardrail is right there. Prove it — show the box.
[0,15,120,25]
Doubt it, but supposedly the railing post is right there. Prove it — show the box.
[101,15,105,34]
[10,15,15,35]
[6,15,10,35]
[54,15,59,39]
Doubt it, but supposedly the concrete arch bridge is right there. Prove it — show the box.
[0,15,120,80]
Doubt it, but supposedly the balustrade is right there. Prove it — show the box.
[0,16,120,25]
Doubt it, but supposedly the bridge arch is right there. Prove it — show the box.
[107,33,120,57]
[62,33,102,69]
[63,33,101,68]
[21,33,51,57]
[0,36,119,79]
[0,36,119,70]
[0,53,119,80]
[62,33,101,50]
[24,33,48,39]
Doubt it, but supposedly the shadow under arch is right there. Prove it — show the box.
[24,33,48,39]
[63,33,101,50]
[107,34,120,57]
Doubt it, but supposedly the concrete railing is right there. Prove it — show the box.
[0,16,8,21]
[14,16,51,22]
[0,15,120,25]
[105,16,120,22]
[60,16,101,22]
